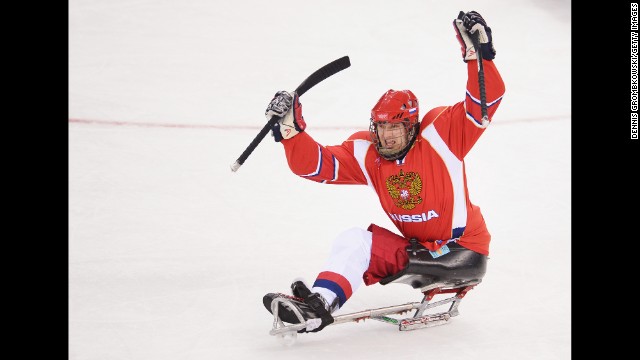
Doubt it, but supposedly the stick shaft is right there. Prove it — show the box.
[471,32,489,125]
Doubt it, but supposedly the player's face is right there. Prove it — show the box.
[377,122,408,152]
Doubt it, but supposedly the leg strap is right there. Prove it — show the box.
[292,281,334,332]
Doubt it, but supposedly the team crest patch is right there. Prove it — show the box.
[386,169,423,210]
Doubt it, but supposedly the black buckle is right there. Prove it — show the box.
[409,238,419,255]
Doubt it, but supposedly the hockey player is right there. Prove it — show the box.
[263,10,505,333]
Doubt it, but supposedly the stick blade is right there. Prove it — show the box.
[295,56,351,96]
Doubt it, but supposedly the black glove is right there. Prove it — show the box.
[453,10,496,62]
[265,90,306,142]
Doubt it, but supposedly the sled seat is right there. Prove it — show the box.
[379,241,487,291]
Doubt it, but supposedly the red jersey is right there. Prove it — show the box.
[280,60,505,255]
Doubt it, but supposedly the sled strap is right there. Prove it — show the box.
[293,282,334,332]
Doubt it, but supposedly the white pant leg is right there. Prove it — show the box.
[311,227,373,308]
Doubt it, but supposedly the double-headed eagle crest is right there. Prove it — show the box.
[386,169,423,210]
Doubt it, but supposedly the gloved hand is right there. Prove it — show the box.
[265,90,306,142]
[453,10,496,62]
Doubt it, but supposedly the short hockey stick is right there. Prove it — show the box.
[230,56,351,172]
[469,31,490,128]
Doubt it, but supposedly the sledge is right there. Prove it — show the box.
[267,241,487,344]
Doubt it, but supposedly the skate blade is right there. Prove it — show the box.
[399,313,451,331]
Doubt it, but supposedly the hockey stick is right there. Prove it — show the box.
[469,31,490,128]
[230,56,351,172]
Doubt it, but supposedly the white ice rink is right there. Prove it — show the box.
[69,0,571,359]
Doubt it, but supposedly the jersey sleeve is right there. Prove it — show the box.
[424,59,506,159]
[280,131,371,185]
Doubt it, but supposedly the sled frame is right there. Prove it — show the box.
[269,280,480,336]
